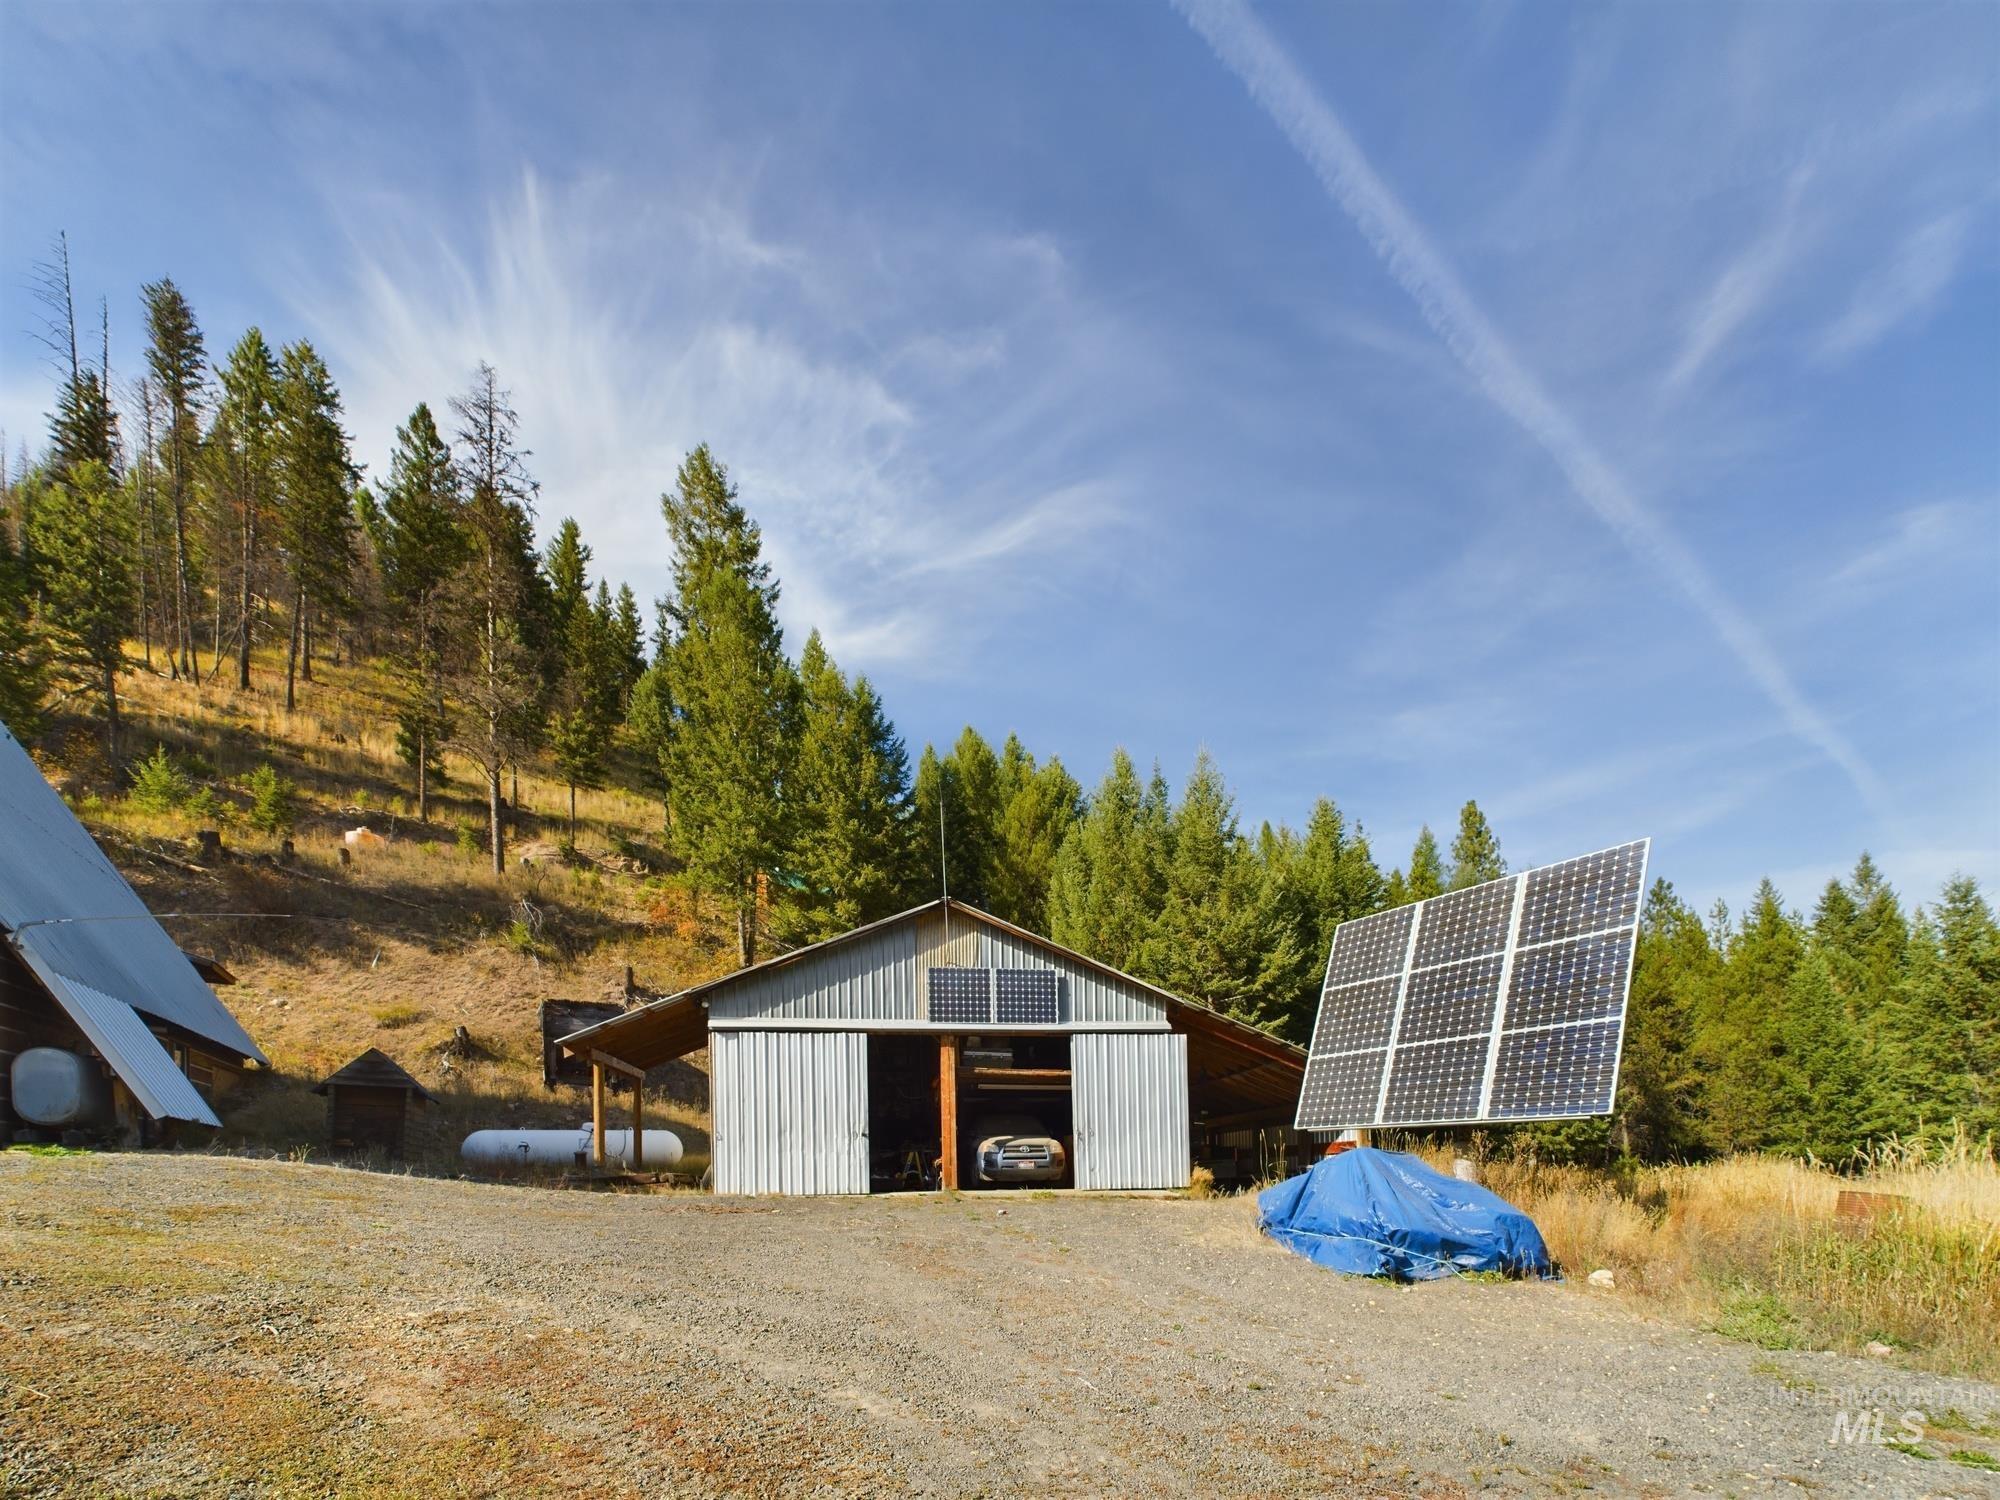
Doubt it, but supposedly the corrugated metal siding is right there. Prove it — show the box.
[1073,1032,1190,1190]
[914,908,981,970]
[0,723,264,1063]
[706,909,1165,1028]
[961,924,1166,1026]
[707,922,920,1023]
[711,1030,869,1194]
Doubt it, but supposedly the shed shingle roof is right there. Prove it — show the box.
[313,1047,435,1100]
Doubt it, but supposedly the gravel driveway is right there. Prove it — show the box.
[2,1152,1994,1497]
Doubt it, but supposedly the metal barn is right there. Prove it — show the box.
[560,900,1306,1194]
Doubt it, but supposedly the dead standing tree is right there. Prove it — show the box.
[446,364,549,877]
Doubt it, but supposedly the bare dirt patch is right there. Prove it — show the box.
[3,1153,1996,1497]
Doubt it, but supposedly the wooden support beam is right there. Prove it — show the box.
[939,1034,960,1190]
[632,1076,645,1171]
[591,1062,607,1168]
[590,1048,645,1081]
[957,1065,1071,1087]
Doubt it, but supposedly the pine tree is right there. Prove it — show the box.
[1138,752,1304,1029]
[544,517,589,633]
[1447,799,1505,889]
[209,329,279,689]
[36,235,118,481]
[655,445,796,961]
[773,631,912,943]
[1258,798,1387,1040]
[1905,877,2000,1139]
[910,728,1004,910]
[612,583,646,703]
[1692,879,1801,1152]
[1047,749,1169,973]
[140,278,207,681]
[26,460,133,754]
[1406,826,1445,901]
[49,368,117,478]
[1614,879,1710,1160]
[378,402,467,820]
[0,513,44,734]
[273,341,357,711]
[446,363,550,874]
[547,563,624,839]
[1773,946,1865,1159]
[988,734,1081,931]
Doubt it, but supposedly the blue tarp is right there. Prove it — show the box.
[1257,1148,1556,1281]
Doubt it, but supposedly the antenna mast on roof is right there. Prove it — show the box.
[939,791,950,948]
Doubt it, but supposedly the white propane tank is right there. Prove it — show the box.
[460,1125,684,1172]
[10,1048,113,1128]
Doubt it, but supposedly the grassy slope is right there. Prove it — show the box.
[33,644,732,1168]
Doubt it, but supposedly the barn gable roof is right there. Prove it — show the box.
[0,724,267,1126]
[558,900,1306,1122]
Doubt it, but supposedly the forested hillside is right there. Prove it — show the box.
[1,241,1993,1166]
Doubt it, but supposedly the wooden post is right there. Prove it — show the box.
[939,1035,960,1190]
[591,1062,606,1168]
[632,1077,645,1171]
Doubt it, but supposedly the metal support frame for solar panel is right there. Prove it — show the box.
[1294,839,1650,1131]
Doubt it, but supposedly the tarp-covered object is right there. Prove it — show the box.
[1258,1148,1554,1281]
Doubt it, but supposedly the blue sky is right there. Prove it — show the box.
[2,1,1995,916]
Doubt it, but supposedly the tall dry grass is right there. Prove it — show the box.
[1419,1134,2000,1380]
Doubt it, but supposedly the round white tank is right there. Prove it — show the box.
[11,1048,113,1128]
[460,1125,684,1172]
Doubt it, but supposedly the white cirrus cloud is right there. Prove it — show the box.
[283,167,1146,673]
[1170,0,1891,818]
[1818,209,1974,363]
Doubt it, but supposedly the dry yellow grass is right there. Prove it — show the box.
[1415,1137,2000,1380]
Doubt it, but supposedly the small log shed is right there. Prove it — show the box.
[314,1048,435,1158]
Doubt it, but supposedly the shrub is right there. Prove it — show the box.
[455,818,482,858]
[128,746,193,812]
[246,763,300,835]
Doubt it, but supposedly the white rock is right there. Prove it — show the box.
[1587,1268,1616,1289]
[1865,1340,1893,1358]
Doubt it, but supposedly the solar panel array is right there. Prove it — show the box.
[927,967,1061,1026]
[1294,839,1649,1130]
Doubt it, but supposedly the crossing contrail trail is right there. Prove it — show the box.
[1172,0,1888,814]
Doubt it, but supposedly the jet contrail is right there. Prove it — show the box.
[1173,0,1888,813]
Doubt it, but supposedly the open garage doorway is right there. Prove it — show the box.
[956,1034,1074,1190]
[867,1034,941,1191]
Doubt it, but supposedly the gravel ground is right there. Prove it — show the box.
[2,1152,1996,1498]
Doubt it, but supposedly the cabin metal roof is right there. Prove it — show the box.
[0,724,267,1126]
